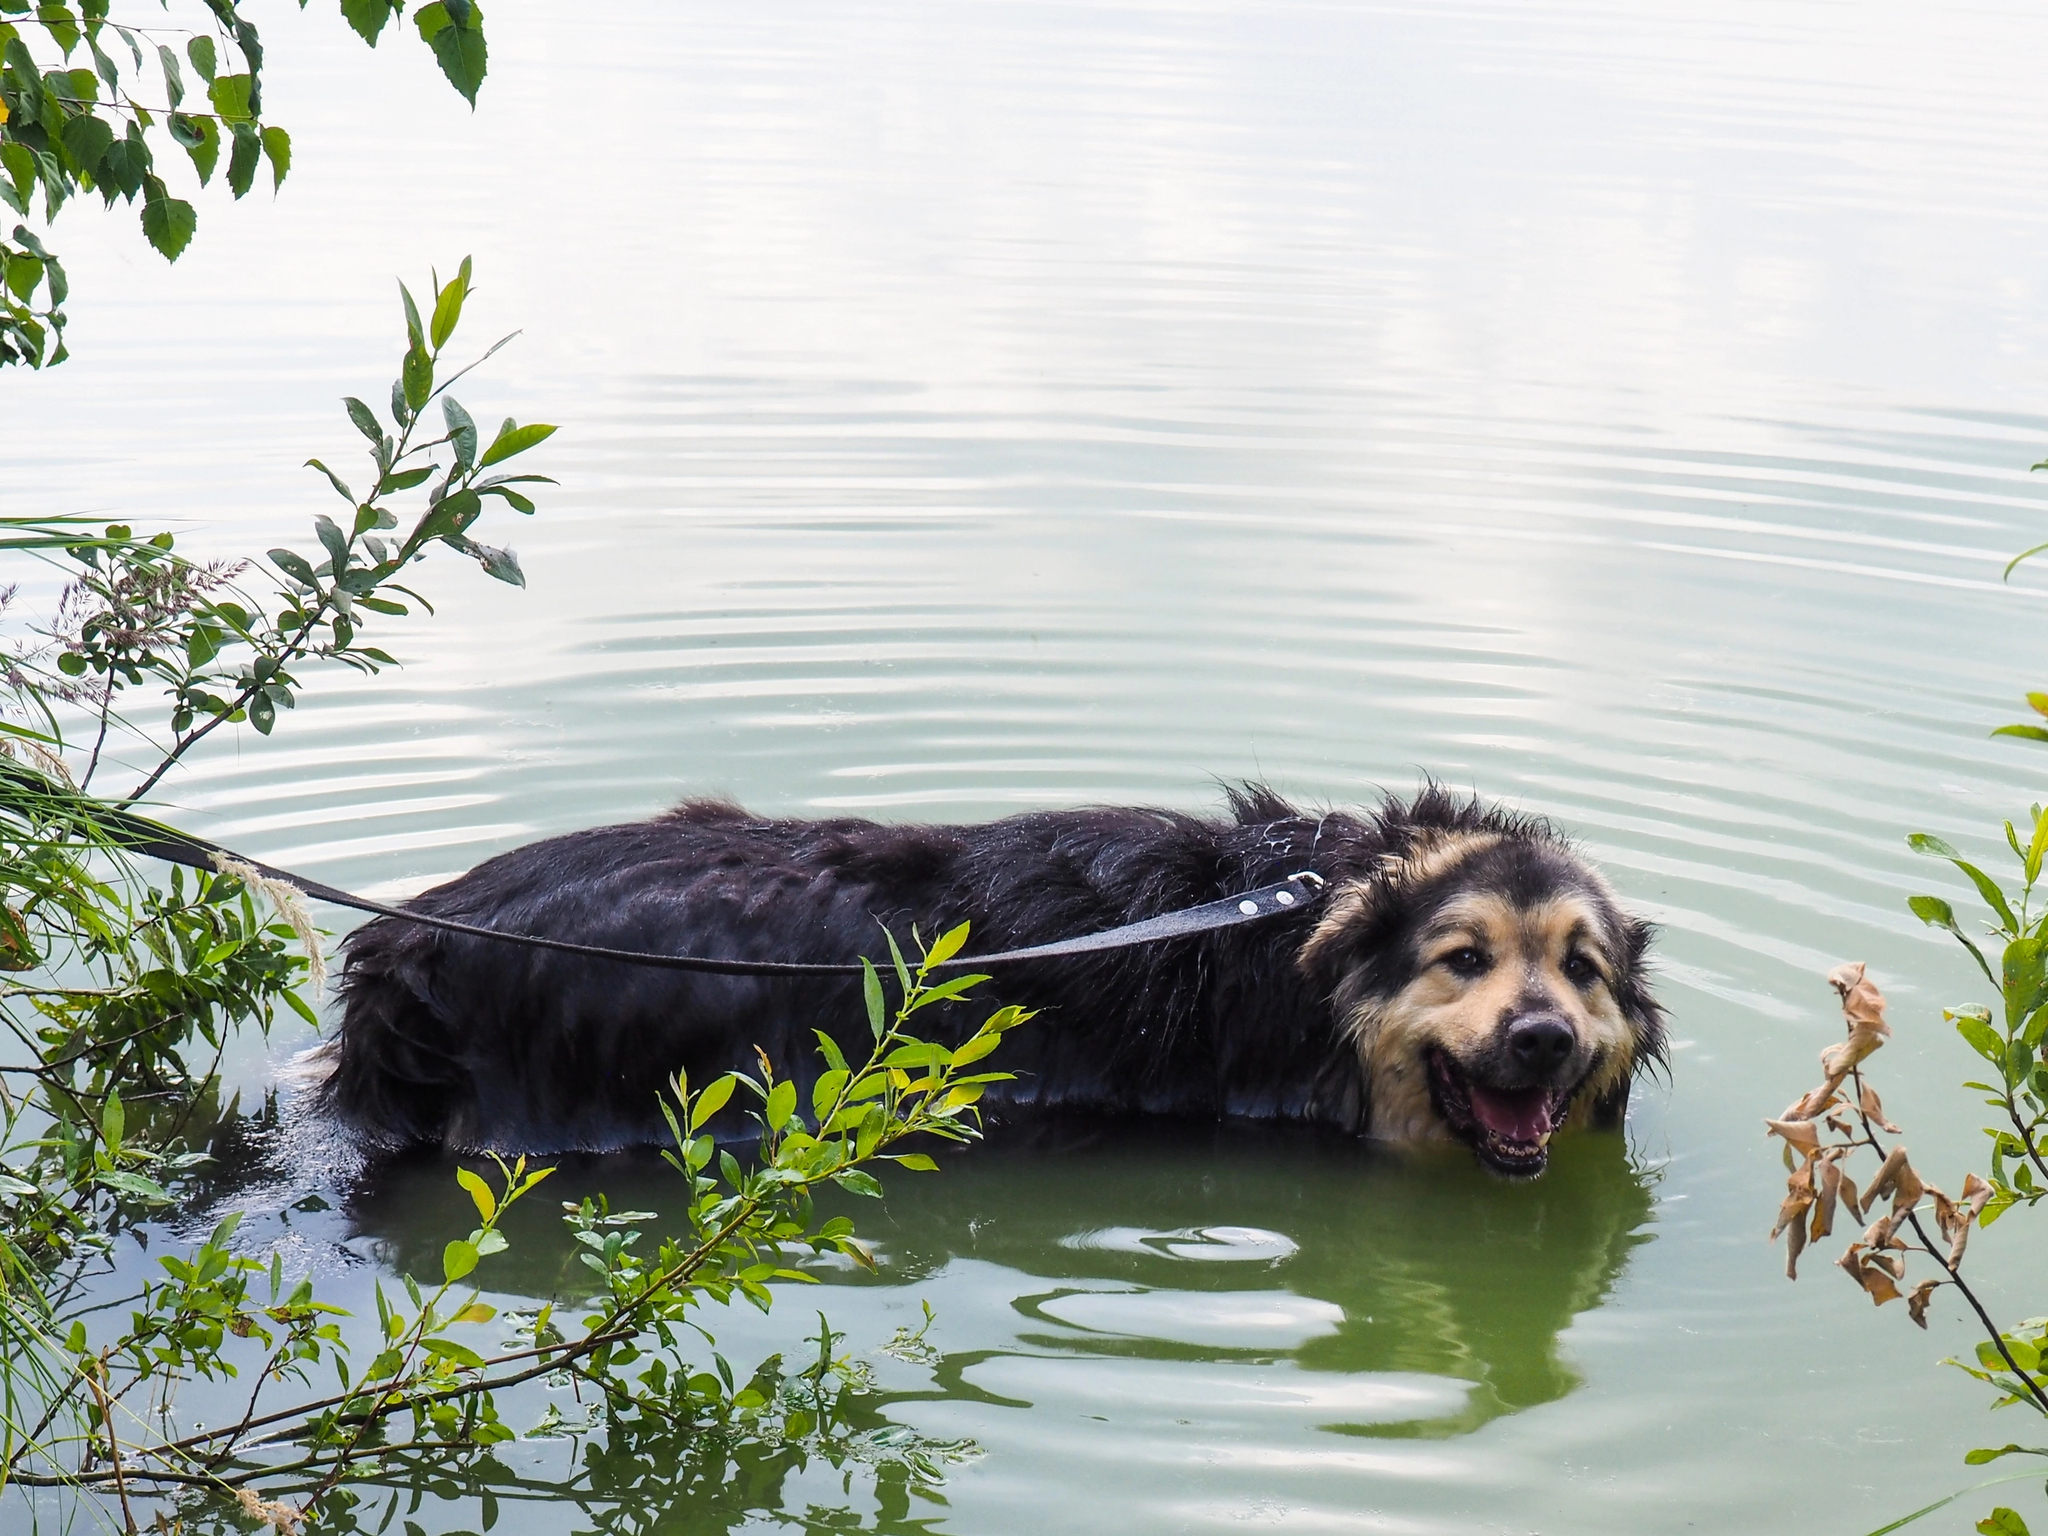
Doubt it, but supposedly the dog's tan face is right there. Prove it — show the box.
[1299,830,1660,1178]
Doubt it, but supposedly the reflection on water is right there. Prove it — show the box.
[331,1118,1653,1447]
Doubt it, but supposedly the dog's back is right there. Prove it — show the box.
[317,792,1364,1151]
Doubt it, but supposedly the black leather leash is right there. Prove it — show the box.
[14,769,1327,976]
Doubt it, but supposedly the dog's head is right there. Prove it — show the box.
[1298,815,1662,1178]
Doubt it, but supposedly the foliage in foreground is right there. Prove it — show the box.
[0,0,491,367]
[1,265,997,1532]
[1766,708,2048,1535]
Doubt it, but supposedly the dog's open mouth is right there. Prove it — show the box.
[1425,1047,1576,1178]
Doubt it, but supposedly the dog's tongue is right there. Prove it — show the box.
[1468,1085,1553,1144]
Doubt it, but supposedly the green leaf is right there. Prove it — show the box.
[97,1170,170,1202]
[1958,1013,2007,1066]
[260,124,289,189]
[2,251,41,300]
[1908,894,1957,929]
[99,127,152,202]
[2006,936,2048,1029]
[57,111,112,174]
[268,547,317,586]
[455,1166,495,1222]
[689,1073,737,1131]
[343,396,381,442]
[430,255,468,348]
[443,394,477,468]
[179,114,218,185]
[1958,860,2022,935]
[139,177,194,260]
[401,342,432,411]
[833,1169,884,1198]
[478,419,555,467]
[377,465,434,493]
[303,457,355,503]
[1909,832,1962,859]
[313,513,349,572]
[339,0,394,45]
[226,120,259,198]
[1976,1509,2030,1536]
[862,959,886,1039]
[248,690,275,734]
[442,1238,479,1283]
[482,485,533,513]
[2009,1037,2036,1088]
[155,42,184,107]
[894,1152,939,1171]
[1994,725,2048,743]
[907,972,988,1011]
[207,71,252,121]
[100,1089,123,1148]
[418,1,487,105]
[411,486,479,547]
[399,279,425,348]
[185,33,215,82]
[950,1031,1004,1066]
[811,1069,848,1119]
[765,1078,797,1132]
[1964,1446,2043,1466]
[924,920,970,968]
[466,540,523,586]
[420,1336,486,1369]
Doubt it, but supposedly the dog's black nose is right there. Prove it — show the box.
[1506,1015,1576,1073]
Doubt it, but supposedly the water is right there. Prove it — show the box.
[8,0,2048,1528]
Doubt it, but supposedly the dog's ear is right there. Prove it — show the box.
[1607,913,1666,1073]
[1295,877,1381,991]
[1295,828,1493,996]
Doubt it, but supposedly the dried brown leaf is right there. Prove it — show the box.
[1786,1205,1809,1278]
[1840,1250,1903,1306]
[1906,1278,1940,1329]
[1929,1185,1959,1243]
[1823,962,1892,1076]
[1787,1086,1845,1121]
[1766,1117,1823,1154]
[1859,1081,1902,1134]
[1861,1214,1903,1249]
[1811,1157,1842,1241]
[1961,1171,1993,1220]
[1824,1109,1856,1136]
[1771,1158,1816,1241]
[234,1489,305,1535]
[1866,1145,1924,1214]
[1838,1171,1864,1223]
[1947,1172,1994,1269]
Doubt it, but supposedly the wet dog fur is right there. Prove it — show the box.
[316,785,1664,1177]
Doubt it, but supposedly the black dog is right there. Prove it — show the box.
[315,785,1663,1177]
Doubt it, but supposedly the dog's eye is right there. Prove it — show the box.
[1440,946,1489,978]
[1562,951,1600,987]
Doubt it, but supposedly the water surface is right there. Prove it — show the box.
[9,0,2048,1529]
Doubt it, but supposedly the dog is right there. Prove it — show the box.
[314,785,1663,1177]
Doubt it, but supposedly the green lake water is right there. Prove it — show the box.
[10,0,2048,1529]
